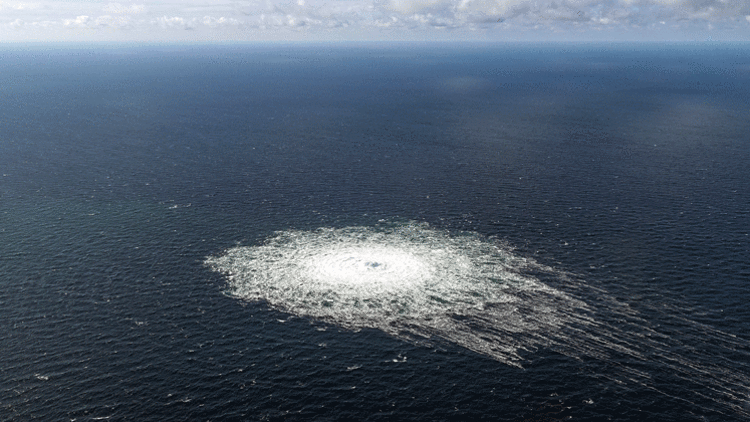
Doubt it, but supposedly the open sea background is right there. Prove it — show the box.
[1,43,749,421]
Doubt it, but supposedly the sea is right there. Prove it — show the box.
[1,42,749,421]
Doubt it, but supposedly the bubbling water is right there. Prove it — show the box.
[206,222,589,366]
[206,222,750,417]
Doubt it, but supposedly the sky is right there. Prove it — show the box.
[1,0,750,43]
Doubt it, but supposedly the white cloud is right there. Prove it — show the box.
[94,14,133,28]
[11,2,41,10]
[202,15,240,27]
[2,0,750,41]
[63,15,90,27]
[103,3,145,14]
[386,0,451,14]
[156,15,195,29]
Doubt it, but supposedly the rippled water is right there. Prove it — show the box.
[207,221,750,417]
[2,43,750,421]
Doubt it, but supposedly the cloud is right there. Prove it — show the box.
[63,15,90,27]
[150,14,242,30]
[156,15,196,29]
[102,3,145,14]
[60,13,133,30]
[6,2,42,10]
[94,14,133,28]
[385,0,452,14]
[202,15,241,27]
[2,0,750,40]
[371,0,750,29]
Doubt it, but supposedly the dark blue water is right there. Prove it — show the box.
[1,43,749,421]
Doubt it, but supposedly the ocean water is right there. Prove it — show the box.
[1,43,749,421]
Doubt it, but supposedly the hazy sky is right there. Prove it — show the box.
[2,0,750,42]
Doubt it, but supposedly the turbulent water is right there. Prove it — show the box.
[207,221,750,417]
[207,222,570,366]
[2,43,750,421]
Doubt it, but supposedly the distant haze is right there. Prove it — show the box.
[1,0,750,42]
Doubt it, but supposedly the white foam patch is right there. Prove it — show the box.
[206,222,750,417]
[207,222,599,365]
